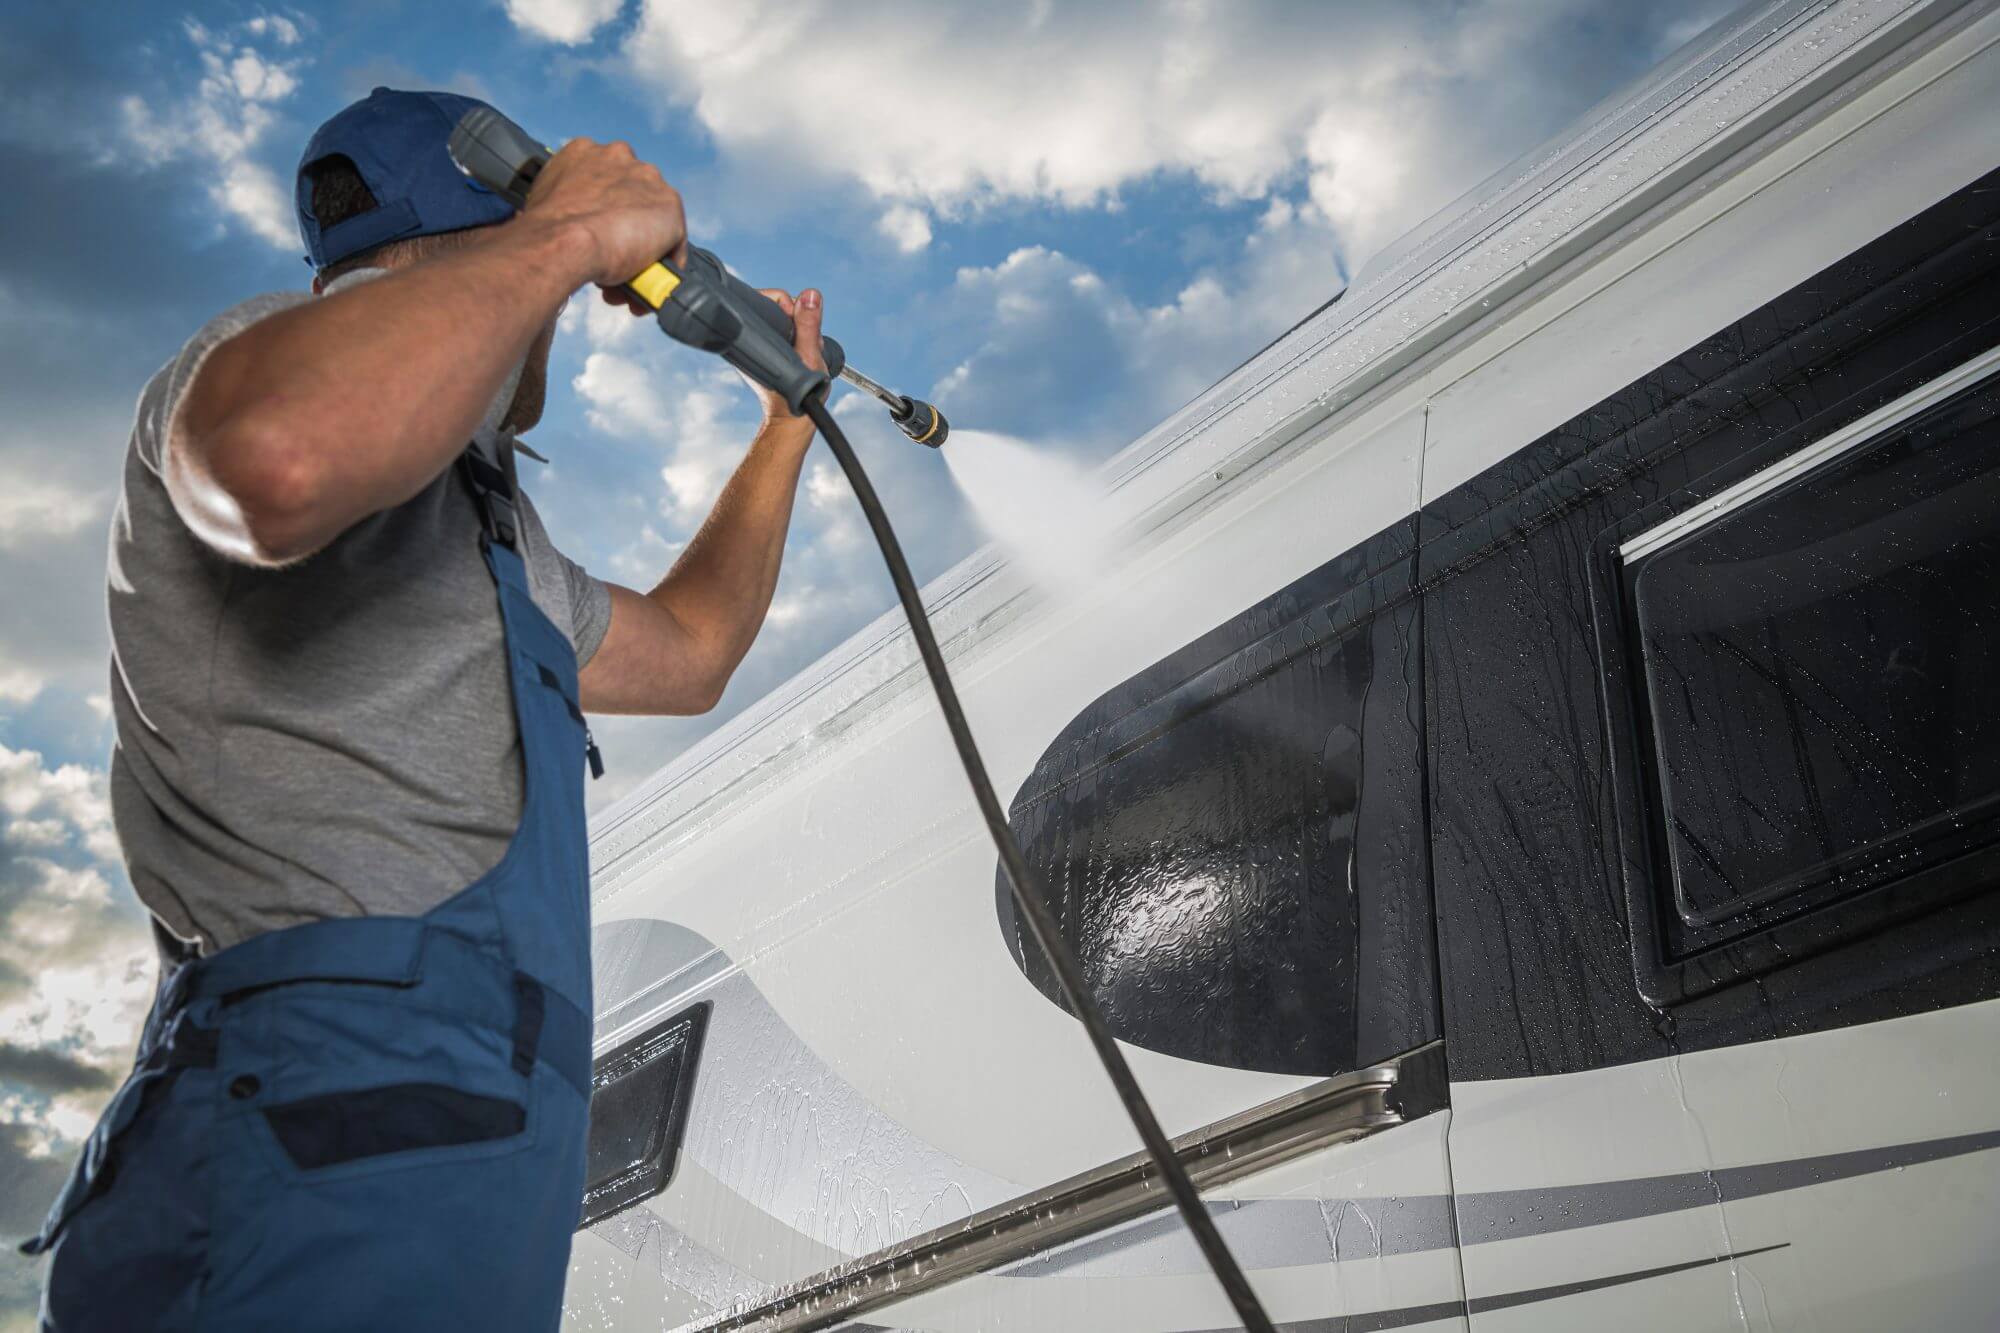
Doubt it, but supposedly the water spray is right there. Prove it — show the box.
[450,108,1274,1333]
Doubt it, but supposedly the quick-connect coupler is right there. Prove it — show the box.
[890,396,949,448]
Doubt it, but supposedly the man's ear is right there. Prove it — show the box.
[311,272,326,295]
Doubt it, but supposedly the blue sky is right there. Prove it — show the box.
[0,0,1724,1319]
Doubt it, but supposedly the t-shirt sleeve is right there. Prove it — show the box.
[560,546,614,668]
[134,291,316,475]
[514,486,614,668]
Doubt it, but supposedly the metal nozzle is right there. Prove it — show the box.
[836,365,949,448]
[891,396,949,448]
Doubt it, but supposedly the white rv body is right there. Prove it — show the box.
[564,2,2000,1329]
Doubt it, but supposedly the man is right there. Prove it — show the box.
[20,87,823,1330]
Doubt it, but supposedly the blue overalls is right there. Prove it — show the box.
[24,443,598,1332]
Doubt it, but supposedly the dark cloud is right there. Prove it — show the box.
[0,1120,69,1244]
[0,7,133,153]
[0,2,309,318]
[0,1252,44,1330]
[0,1044,115,1098]
[0,1118,64,1325]
[0,141,304,323]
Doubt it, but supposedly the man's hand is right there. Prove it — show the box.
[747,288,825,424]
[525,138,688,291]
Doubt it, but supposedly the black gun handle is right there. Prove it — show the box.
[684,248,845,379]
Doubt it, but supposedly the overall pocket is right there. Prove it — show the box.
[260,1081,525,1170]
[227,985,539,1187]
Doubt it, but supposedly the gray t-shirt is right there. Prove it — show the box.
[109,275,612,955]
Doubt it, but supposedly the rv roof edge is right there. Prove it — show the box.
[586,0,1984,901]
[666,1042,1445,1333]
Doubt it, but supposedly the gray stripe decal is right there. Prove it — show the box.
[1453,1128,2000,1245]
[1184,1244,1791,1333]
[1012,1128,1998,1278]
[1470,1242,1788,1313]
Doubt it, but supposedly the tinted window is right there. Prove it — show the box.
[999,531,1435,1078]
[580,1002,709,1229]
[1629,381,2000,935]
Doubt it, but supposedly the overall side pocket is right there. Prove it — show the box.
[228,986,540,1187]
[260,1081,525,1170]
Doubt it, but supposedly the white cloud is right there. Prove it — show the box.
[571,304,772,526]
[803,460,848,511]
[604,523,685,586]
[575,348,673,440]
[762,589,810,629]
[504,0,626,45]
[582,291,646,348]
[611,0,1675,269]
[919,189,1347,461]
[244,14,302,47]
[0,662,47,707]
[0,745,118,866]
[118,18,308,251]
[0,472,101,548]
[877,204,933,254]
[574,349,765,523]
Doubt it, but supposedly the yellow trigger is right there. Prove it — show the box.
[627,264,681,309]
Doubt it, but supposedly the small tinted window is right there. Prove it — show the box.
[580,1002,709,1229]
[1627,380,2000,945]
[999,530,1435,1078]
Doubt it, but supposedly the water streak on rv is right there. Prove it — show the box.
[941,430,1119,596]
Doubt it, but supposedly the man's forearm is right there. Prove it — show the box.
[580,414,817,716]
[168,216,591,562]
[651,416,817,686]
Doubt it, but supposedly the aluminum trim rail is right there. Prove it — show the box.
[669,1042,1447,1333]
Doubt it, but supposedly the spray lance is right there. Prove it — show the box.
[448,109,1276,1333]
[448,107,946,447]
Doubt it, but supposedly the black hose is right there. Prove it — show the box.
[804,394,1278,1333]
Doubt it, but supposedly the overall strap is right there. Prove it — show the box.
[439,427,602,1027]
[457,433,521,551]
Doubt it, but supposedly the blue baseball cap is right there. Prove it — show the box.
[295,87,518,270]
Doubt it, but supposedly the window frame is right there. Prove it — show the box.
[1589,344,2000,1008]
[995,518,1439,1078]
[578,1000,711,1230]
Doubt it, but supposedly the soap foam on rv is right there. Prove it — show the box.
[941,429,1117,596]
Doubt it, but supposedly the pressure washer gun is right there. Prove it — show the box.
[447,107,947,446]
